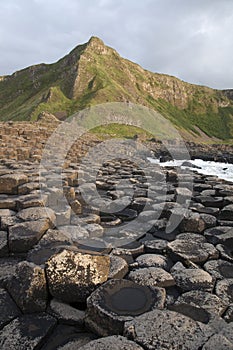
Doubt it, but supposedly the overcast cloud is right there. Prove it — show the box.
[0,0,232,89]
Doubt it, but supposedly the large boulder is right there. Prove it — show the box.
[46,249,110,303]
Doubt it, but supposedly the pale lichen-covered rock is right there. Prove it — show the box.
[7,261,48,313]
[46,249,110,302]
[0,174,28,194]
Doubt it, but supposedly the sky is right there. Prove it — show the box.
[0,0,233,89]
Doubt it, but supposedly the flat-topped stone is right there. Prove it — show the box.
[85,279,165,336]
[124,309,211,350]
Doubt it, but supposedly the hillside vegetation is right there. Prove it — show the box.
[0,36,233,141]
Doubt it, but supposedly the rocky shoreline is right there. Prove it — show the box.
[0,149,233,349]
[1,117,233,164]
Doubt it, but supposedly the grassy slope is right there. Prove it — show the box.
[0,37,233,141]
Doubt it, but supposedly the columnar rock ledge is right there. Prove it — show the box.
[1,115,233,163]
[0,119,233,349]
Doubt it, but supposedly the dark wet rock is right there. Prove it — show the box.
[191,205,220,216]
[168,238,218,263]
[219,204,233,221]
[0,231,8,257]
[85,279,165,336]
[143,239,168,254]
[7,261,48,313]
[8,219,51,253]
[202,334,233,350]
[75,335,144,350]
[202,322,233,350]
[168,303,210,324]
[171,264,214,292]
[217,242,233,262]
[165,286,181,306]
[218,220,233,227]
[0,257,23,288]
[215,279,233,305]
[112,242,144,264]
[224,305,233,323]
[41,325,96,350]
[0,288,21,329]
[176,232,206,242]
[124,309,210,350]
[204,226,233,245]
[0,174,28,194]
[196,195,225,208]
[46,249,110,303]
[128,267,175,288]
[135,254,172,271]
[27,229,73,266]
[17,206,56,226]
[204,260,233,279]
[47,299,85,326]
[108,256,129,279]
[220,322,233,344]
[193,183,212,192]
[176,290,227,316]
[0,313,56,350]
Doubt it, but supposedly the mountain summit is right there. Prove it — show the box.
[0,36,233,140]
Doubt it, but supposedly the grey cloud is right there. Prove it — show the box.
[0,0,232,89]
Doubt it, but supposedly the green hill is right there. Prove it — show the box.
[0,36,233,141]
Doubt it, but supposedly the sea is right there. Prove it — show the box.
[148,158,233,183]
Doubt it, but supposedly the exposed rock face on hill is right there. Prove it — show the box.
[0,36,233,140]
